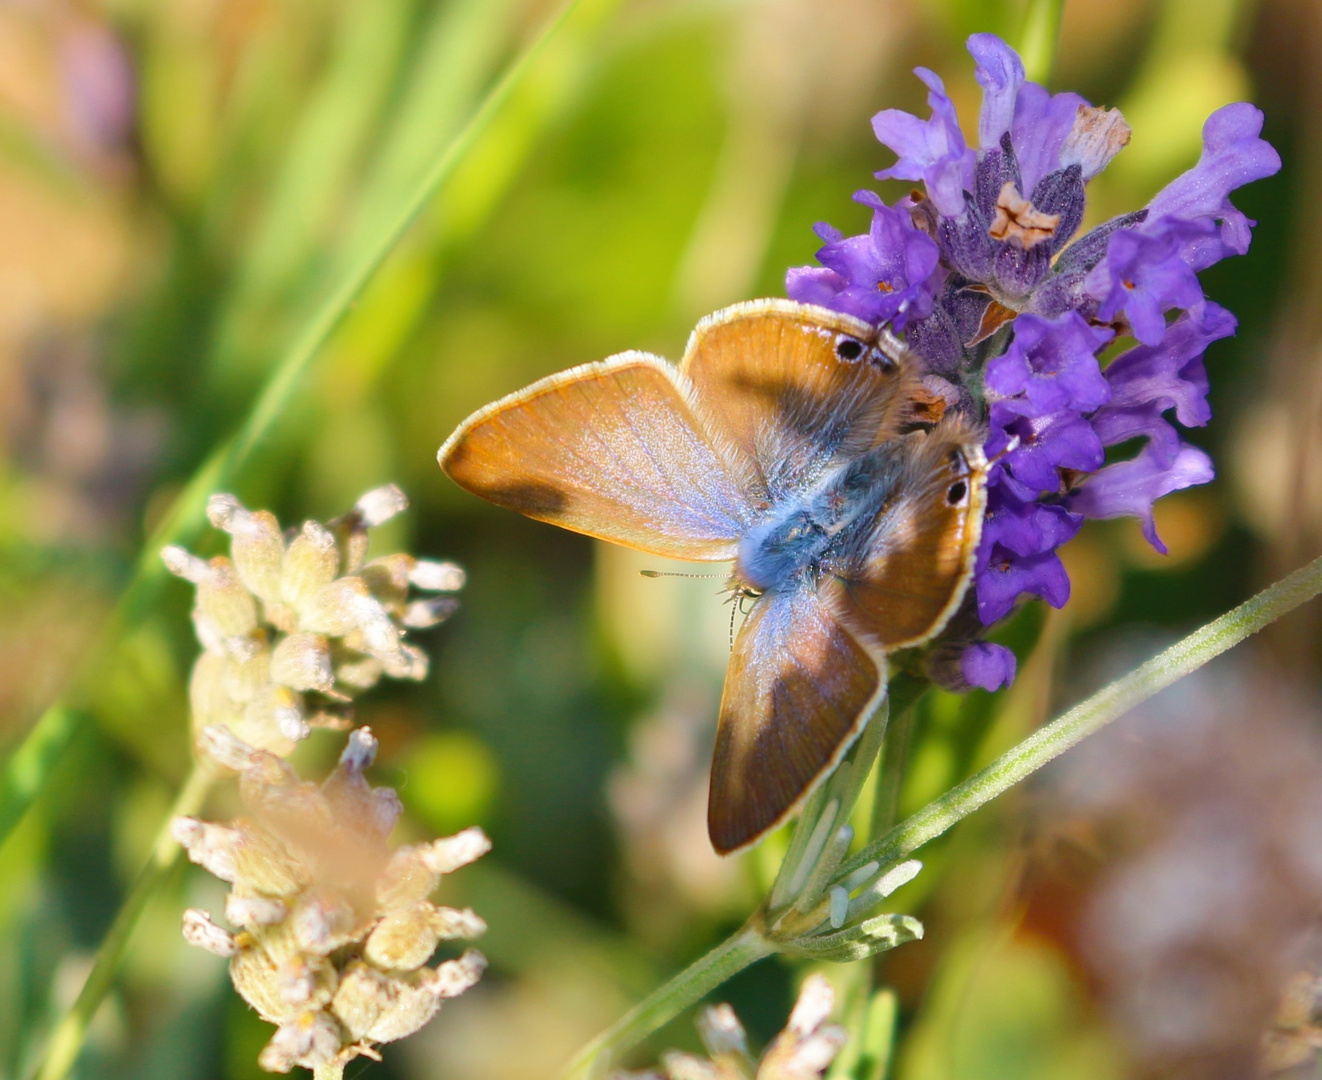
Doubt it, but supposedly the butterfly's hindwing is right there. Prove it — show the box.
[708,585,885,855]
[822,419,987,651]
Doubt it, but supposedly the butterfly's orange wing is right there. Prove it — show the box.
[822,423,988,651]
[679,300,918,498]
[439,353,754,561]
[708,586,885,855]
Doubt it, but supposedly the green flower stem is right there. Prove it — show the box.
[32,765,214,1080]
[839,551,1322,880]
[565,553,1322,1073]
[0,0,592,856]
[870,704,914,843]
[1019,0,1066,83]
[561,923,774,1080]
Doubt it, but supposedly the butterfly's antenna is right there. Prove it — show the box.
[639,569,727,579]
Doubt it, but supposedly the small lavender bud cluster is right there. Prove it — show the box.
[613,973,846,1080]
[177,728,489,1078]
[162,485,463,756]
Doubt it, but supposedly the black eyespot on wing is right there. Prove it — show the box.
[946,480,967,505]
[835,336,865,362]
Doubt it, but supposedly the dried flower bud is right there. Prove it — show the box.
[226,893,287,927]
[361,554,414,610]
[382,643,428,681]
[423,950,488,999]
[613,974,846,1080]
[209,496,286,605]
[270,632,334,692]
[281,522,340,612]
[198,723,259,772]
[182,908,238,956]
[162,545,211,583]
[354,484,408,527]
[402,597,460,629]
[290,889,364,955]
[173,817,241,882]
[410,559,466,593]
[423,827,493,876]
[195,558,260,639]
[257,1009,344,1073]
[363,902,487,970]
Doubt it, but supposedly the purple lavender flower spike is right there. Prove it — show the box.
[1145,102,1282,263]
[987,402,1105,499]
[961,642,1018,692]
[976,546,1073,624]
[984,312,1113,413]
[784,32,1278,687]
[982,483,1083,560]
[786,194,941,328]
[1093,221,1217,345]
[1070,441,1215,552]
[1100,303,1235,428]
[872,68,974,218]
[969,33,1025,149]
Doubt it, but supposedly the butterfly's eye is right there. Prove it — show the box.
[834,336,865,362]
[946,480,968,505]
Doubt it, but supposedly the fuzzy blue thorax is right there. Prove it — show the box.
[734,447,906,594]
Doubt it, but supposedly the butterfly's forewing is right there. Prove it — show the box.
[439,353,752,560]
[823,421,988,651]
[709,586,885,855]
[680,300,917,497]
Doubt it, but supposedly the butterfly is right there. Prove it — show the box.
[438,299,988,854]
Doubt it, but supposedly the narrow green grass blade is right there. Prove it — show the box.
[0,0,596,855]
[0,707,83,844]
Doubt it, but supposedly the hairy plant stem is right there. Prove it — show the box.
[0,0,592,858]
[561,923,774,1079]
[563,552,1322,1073]
[838,552,1322,879]
[32,765,214,1080]
[1019,0,1066,83]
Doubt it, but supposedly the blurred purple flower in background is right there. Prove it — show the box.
[787,33,1280,689]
